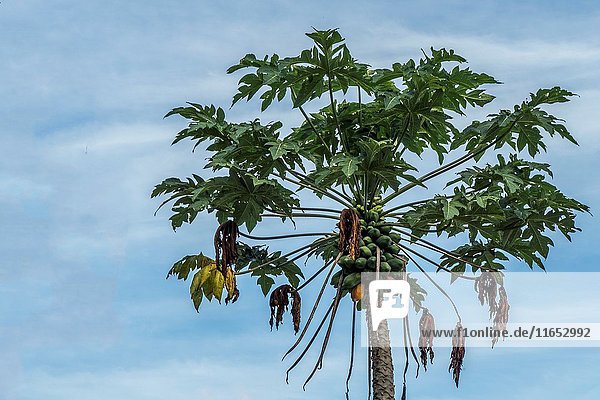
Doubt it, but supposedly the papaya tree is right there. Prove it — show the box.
[152,29,588,400]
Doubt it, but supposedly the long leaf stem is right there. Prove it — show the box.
[391,227,491,273]
[397,251,462,323]
[345,303,357,400]
[236,237,330,276]
[278,173,353,208]
[289,169,354,203]
[291,206,342,214]
[239,231,334,241]
[283,253,342,360]
[303,272,345,389]
[260,212,339,221]
[298,104,332,157]
[286,298,336,383]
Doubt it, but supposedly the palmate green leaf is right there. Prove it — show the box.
[167,105,304,178]
[227,28,373,113]
[152,175,207,230]
[400,153,588,270]
[153,170,299,232]
[451,87,578,159]
[205,170,300,231]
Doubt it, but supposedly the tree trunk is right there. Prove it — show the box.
[370,319,395,400]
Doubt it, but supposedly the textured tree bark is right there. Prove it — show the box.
[370,319,395,400]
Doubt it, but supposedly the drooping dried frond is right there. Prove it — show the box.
[290,291,301,333]
[214,220,239,273]
[214,221,240,303]
[418,309,435,370]
[269,284,301,333]
[449,322,466,387]
[492,285,510,347]
[474,271,498,318]
[338,208,361,259]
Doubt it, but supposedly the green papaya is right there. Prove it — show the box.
[355,257,367,270]
[367,243,378,254]
[363,236,373,245]
[342,272,362,290]
[388,258,405,271]
[368,210,380,222]
[359,246,372,258]
[388,244,400,255]
[390,232,401,242]
[376,235,392,248]
[338,255,353,267]
[380,262,391,272]
[367,256,377,268]
[379,225,392,235]
[367,227,381,239]
[330,270,343,286]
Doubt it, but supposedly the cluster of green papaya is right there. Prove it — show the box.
[332,203,406,291]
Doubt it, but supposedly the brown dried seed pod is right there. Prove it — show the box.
[214,220,239,274]
[418,309,435,370]
[492,285,510,347]
[474,271,498,318]
[290,291,301,334]
[269,284,302,334]
[338,209,361,259]
[449,322,466,387]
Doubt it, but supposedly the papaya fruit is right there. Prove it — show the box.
[388,244,400,255]
[351,283,363,302]
[367,243,378,254]
[367,210,380,222]
[330,270,343,286]
[379,225,392,235]
[376,235,392,248]
[388,257,405,271]
[390,232,401,242]
[355,257,367,270]
[342,272,362,290]
[367,256,377,268]
[362,236,373,245]
[380,262,391,272]
[367,227,381,239]
[359,246,372,258]
[338,255,354,268]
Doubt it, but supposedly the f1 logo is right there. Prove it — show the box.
[368,279,410,331]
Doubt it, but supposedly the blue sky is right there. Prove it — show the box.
[1,0,600,399]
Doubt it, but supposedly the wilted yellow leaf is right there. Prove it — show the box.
[211,269,225,302]
[224,267,236,296]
